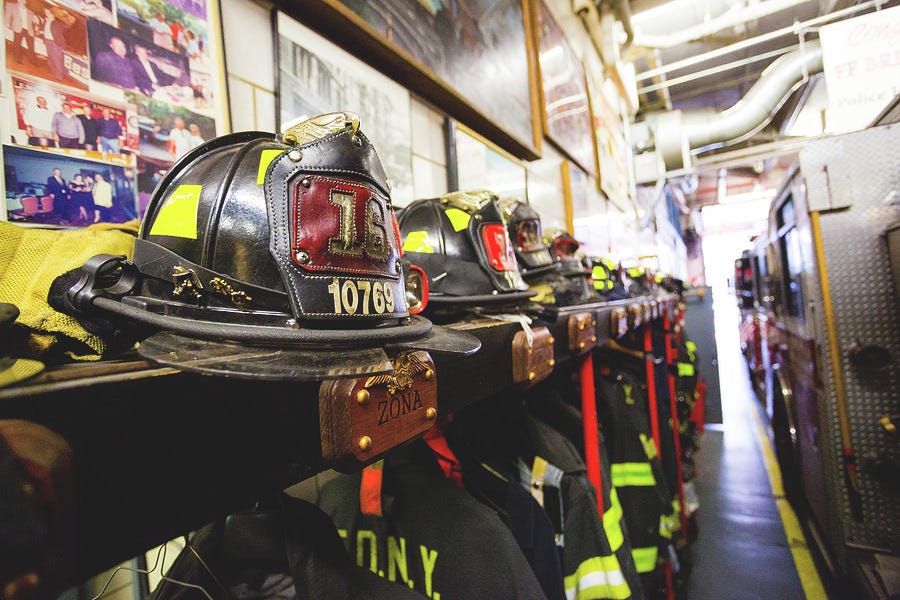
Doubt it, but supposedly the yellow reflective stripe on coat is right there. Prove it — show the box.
[639,433,658,460]
[677,362,695,377]
[685,341,697,362]
[603,487,625,552]
[659,500,681,539]
[631,546,659,573]
[564,555,631,600]
[611,462,656,487]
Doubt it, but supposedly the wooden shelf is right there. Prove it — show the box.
[0,293,676,589]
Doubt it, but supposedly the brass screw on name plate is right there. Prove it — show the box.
[358,436,372,451]
[356,389,370,405]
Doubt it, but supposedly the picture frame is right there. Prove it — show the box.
[4,0,90,90]
[1,0,230,224]
[450,121,527,201]
[288,0,542,161]
[562,160,609,255]
[11,75,138,162]
[532,0,596,177]
[274,10,414,207]
[3,144,138,226]
[586,69,632,211]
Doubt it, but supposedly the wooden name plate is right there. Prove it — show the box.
[512,326,555,386]
[319,350,438,471]
[568,312,597,354]
[627,303,643,329]
[610,307,628,338]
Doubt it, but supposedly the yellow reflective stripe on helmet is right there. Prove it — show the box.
[564,555,631,600]
[401,231,434,253]
[639,433,658,460]
[149,184,202,239]
[603,487,625,552]
[444,207,471,232]
[677,362,695,377]
[610,462,656,487]
[631,546,659,573]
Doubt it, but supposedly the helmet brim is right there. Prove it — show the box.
[386,325,482,356]
[138,331,395,381]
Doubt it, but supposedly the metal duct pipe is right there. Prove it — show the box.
[654,41,822,170]
[683,41,823,150]
[608,0,635,48]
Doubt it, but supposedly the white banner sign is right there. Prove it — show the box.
[820,5,900,132]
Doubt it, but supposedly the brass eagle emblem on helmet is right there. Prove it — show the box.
[364,351,432,395]
[282,111,360,146]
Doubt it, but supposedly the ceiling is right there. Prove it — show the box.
[622,0,897,206]
[627,0,885,114]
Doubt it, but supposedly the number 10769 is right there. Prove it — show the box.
[327,278,396,315]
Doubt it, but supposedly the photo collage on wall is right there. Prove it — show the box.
[2,0,222,225]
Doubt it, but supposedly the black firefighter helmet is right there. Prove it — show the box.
[396,190,534,305]
[496,197,557,279]
[67,113,477,379]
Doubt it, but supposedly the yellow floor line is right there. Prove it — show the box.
[747,403,828,599]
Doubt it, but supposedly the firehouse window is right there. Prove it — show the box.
[781,228,804,319]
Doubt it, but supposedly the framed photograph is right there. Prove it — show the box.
[136,155,169,217]
[4,144,138,225]
[297,0,540,160]
[1,0,228,228]
[116,0,215,109]
[534,0,595,177]
[276,11,414,207]
[56,0,115,25]
[4,0,90,90]
[11,76,138,160]
[452,121,527,201]
[126,91,215,161]
[563,161,608,255]
[587,71,631,210]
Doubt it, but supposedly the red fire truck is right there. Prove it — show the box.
[739,118,900,595]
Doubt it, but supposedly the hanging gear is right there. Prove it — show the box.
[0,220,139,362]
[396,191,533,305]
[149,495,427,600]
[317,442,549,599]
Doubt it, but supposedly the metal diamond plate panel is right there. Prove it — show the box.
[800,123,900,554]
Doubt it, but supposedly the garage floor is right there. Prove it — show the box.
[686,290,824,599]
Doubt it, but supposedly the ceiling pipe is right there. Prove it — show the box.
[684,41,822,150]
[635,0,883,81]
[607,0,635,48]
[631,0,813,49]
[577,0,635,49]
[653,41,823,170]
